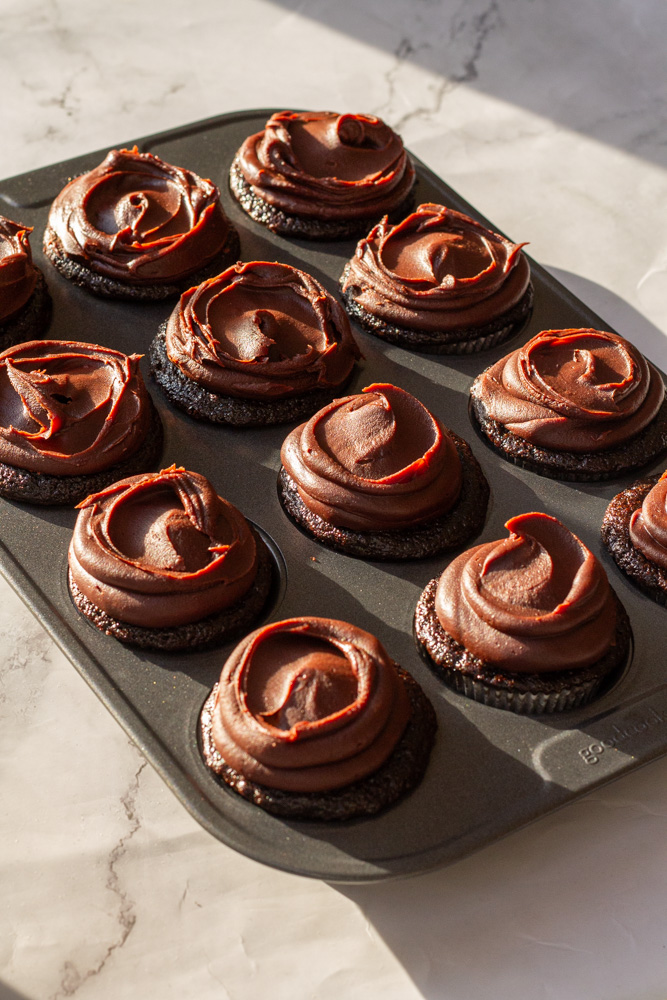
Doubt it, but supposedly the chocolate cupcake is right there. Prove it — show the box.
[602,470,667,605]
[0,340,162,505]
[278,383,489,560]
[470,328,667,480]
[150,260,360,426]
[44,147,239,300]
[340,203,532,354]
[414,512,631,714]
[200,616,436,820]
[230,111,415,241]
[68,466,273,651]
[0,216,51,349]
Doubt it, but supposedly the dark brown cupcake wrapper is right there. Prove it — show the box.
[340,265,533,356]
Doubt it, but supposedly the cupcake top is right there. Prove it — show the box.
[0,216,39,323]
[207,616,410,792]
[69,466,259,628]
[435,512,616,672]
[235,111,415,222]
[341,203,530,331]
[281,383,462,531]
[47,148,230,285]
[164,260,360,399]
[629,470,667,568]
[0,340,152,475]
[475,328,664,452]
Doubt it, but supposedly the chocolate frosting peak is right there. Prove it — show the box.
[0,340,152,475]
[68,467,258,627]
[47,148,230,284]
[281,383,462,531]
[165,261,360,399]
[0,216,38,323]
[342,204,530,331]
[629,470,667,569]
[235,111,415,221]
[435,512,616,672]
[476,328,664,452]
[209,617,410,792]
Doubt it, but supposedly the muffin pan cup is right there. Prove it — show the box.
[1,109,666,883]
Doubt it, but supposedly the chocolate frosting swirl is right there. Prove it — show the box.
[629,471,667,569]
[476,328,664,452]
[0,216,38,323]
[0,340,152,475]
[236,111,415,221]
[165,260,360,399]
[435,512,616,672]
[47,148,230,284]
[281,383,462,531]
[342,203,530,331]
[69,467,258,627]
[209,616,410,792]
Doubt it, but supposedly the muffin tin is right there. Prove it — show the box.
[1,109,666,883]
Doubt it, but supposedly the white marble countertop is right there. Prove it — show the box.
[2,1,667,997]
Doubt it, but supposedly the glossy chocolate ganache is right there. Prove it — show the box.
[629,471,667,568]
[69,467,259,628]
[46,148,231,284]
[341,203,530,332]
[0,340,152,475]
[164,261,360,399]
[474,328,664,452]
[205,617,410,792]
[0,216,38,322]
[234,111,415,221]
[435,512,616,672]
[281,383,462,531]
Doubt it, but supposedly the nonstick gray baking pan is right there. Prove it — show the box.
[1,109,666,883]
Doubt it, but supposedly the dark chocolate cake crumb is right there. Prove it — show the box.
[414,578,632,714]
[229,158,415,242]
[199,664,436,821]
[277,432,489,561]
[68,533,274,651]
[470,382,667,482]
[602,474,667,605]
[149,325,353,427]
[0,401,163,506]
[340,265,533,356]
[0,270,52,350]
[43,224,240,301]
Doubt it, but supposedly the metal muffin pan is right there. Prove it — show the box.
[2,109,666,883]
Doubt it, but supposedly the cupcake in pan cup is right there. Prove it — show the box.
[229,111,415,241]
[0,216,51,349]
[470,328,667,481]
[150,260,361,426]
[0,340,162,505]
[278,382,489,560]
[414,512,632,715]
[200,616,437,821]
[340,203,533,355]
[602,469,667,606]
[68,466,273,651]
[44,147,240,301]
